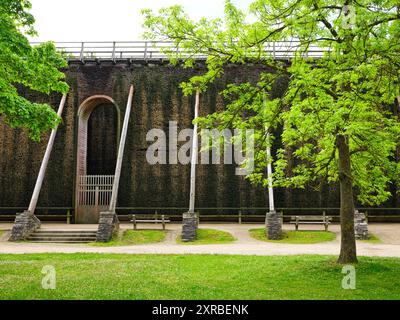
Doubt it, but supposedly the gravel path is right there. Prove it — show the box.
[0,223,400,258]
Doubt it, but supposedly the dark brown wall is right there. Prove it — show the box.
[0,62,398,216]
[87,103,118,175]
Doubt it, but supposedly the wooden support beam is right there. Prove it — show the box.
[266,131,275,212]
[264,95,275,212]
[28,94,67,215]
[108,85,134,212]
[112,41,116,64]
[188,90,200,213]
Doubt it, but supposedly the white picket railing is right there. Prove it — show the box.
[77,175,114,207]
[30,41,328,61]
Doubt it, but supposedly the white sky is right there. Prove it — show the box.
[28,0,253,42]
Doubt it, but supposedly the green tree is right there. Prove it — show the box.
[143,0,400,263]
[0,0,68,141]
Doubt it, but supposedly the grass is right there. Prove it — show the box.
[176,228,236,245]
[91,229,166,247]
[0,254,399,299]
[250,228,336,244]
[359,232,381,244]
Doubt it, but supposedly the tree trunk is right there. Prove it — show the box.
[395,97,400,207]
[336,134,358,264]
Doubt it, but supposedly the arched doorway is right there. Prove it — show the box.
[75,95,121,223]
[87,103,119,175]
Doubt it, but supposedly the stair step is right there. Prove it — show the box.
[36,231,97,234]
[28,238,96,242]
[26,229,98,243]
[31,233,97,237]
[29,240,94,243]
[30,236,97,239]
[28,234,97,239]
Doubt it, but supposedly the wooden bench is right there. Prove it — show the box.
[290,213,332,231]
[129,214,170,230]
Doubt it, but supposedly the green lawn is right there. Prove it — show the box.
[359,233,381,244]
[0,254,399,299]
[250,229,336,244]
[91,229,166,247]
[177,228,236,244]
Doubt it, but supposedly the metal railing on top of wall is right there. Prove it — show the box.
[29,41,329,62]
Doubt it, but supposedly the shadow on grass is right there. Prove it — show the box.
[91,229,166,247]
[176,228,236,245]
[359,232,381,244]
[250,228,336,244]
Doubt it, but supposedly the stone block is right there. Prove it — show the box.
[182,212,198,242]
[96,211,119,242]
[265,210,283,240]
[354,210,369,240]
[9,210,41,241]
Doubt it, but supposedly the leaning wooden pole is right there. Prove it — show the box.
[10,94,67,241]
[182,89,200,242]
[263,94,281,240]
[188,89,200,213]
[263,94,275,213]
[109,85,134,212]
[266,131,275,212]
[28,94,68,214]
[97,85,134,242]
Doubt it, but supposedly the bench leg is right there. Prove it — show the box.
[295,223,299,231]
[162,215,165,230]
[131,215,137,230]
[325,224,328,231]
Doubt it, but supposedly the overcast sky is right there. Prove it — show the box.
[28,0,253,42]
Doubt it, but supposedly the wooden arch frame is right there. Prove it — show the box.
[76,95,121,177]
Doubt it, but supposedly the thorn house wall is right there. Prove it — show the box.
[0,62,398,216]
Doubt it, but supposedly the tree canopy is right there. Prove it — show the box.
[143,0,400,263]
[0,0,68,141]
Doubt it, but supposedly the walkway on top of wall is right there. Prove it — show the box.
[1,223,400,257]
[30,41,328,64]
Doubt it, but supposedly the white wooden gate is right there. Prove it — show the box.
[76,175,114,223]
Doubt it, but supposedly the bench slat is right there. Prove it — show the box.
[129,214,170,230]
[290,222,327,224]
[290,215,331,231]
[291,216,326,220]
[133,220,171,223]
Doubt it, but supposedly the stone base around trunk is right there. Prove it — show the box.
[182,212,198,242]
[9,210,41,241]
[354,210,368,240]
[266,210,283,240]
[96,211,120,242]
